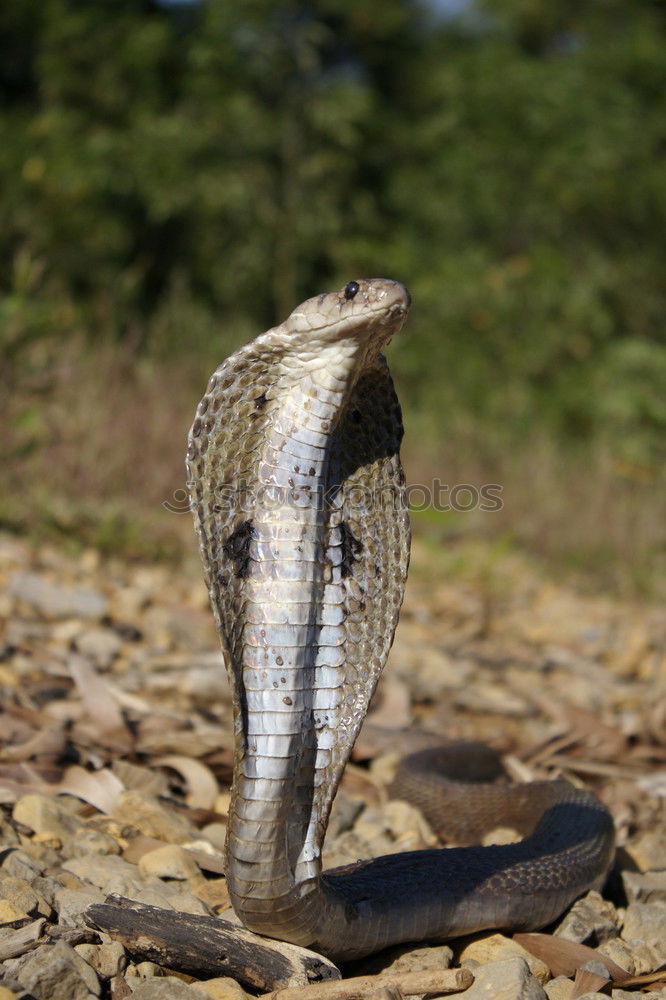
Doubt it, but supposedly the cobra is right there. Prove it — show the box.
[186,278,614,961]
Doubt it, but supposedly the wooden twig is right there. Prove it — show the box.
[0,918,45,960]
[259,967,474,1000]
[84,894,340,991]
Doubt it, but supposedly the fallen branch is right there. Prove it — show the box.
[84,893,340,991]
[259,967,474,1000]
[0,918,45,961]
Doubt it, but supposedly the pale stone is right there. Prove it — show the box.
[194,877,231,911]
[138,844,201,881]
[482,826,521,846]
[624,941,664,975]
[0,899,30,922]
[131,885,210,916]
[390,943,453,974]
[9,572,107,619]
[0,874,50,917]
[459,933,550,984]
[191,978,251,1000]
[452,957,547,1000]
[624,830,666,873]
[111,791,195,843]
[621,901,666,962]
[555,891,619,944]
[1,849,42,881]
[126,961,165,978]
[55,887,105,927]
[544,977,575,1000]
[13,794,81,840]
[4,939,100,998]
[63,827,123,859]
[63,854,141,895]
[622,869,666,905]
[129,977,204,998]
[596,937,636,975]
[75,941,127,978]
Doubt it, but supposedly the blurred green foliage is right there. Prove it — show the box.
[1,0,665,468]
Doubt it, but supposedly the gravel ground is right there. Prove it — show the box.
[0,532,664,1000]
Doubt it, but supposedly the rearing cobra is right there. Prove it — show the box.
[186,278,614,961]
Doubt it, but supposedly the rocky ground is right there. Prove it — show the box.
[0,531,664,1000]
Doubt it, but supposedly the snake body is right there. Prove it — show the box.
[187,278,614,961]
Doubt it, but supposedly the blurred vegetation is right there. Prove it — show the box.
[1,0,665,592]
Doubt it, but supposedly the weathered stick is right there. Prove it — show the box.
[84,893,340,991]
[259,966,474,1000]
[0,918,45,961]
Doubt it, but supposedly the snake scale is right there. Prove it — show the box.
[186,278,614,961]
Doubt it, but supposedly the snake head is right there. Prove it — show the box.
[283,278,411,358]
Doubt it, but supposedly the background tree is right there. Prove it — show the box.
[1,0,664,586]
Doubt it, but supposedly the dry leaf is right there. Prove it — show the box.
[69,654,126,734]
[570,966,611,998]
[514,933,629,981]
[57,764,125,813]
[154,754,219,810]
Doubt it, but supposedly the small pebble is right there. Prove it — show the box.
[544,977,575,1000]
[555,891,619,944]
[138,844,201,881]
[191,978,251,1000]
[13,795,82,841]
[452,957,547,1000]
[458,934,550,985]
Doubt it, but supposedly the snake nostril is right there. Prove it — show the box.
[344,280,360,301]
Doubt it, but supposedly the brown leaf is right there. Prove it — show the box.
[615,969,666,989]
[570,967,611,998]
[514,933,629,981]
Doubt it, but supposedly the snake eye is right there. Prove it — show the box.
[344,280,360,301]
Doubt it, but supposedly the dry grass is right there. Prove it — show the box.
[405,425,665,598]
[4,337,203,559]
[4,339,665,596]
